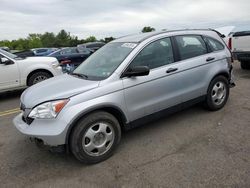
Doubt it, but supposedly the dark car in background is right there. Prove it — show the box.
[32,48,58,56]
[14,48,58,58]
[77,42,105,52]
[0,46,10,52]
[14,50,35,58]
[48,47,92,72]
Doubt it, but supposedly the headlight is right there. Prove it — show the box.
[51,61,59,68]
[28,99,69,119]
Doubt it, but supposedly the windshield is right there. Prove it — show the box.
[73,42,137,80]
[0,49,18,59]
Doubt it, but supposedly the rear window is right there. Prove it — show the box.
[175,35,207,60]
[204,37,224,51]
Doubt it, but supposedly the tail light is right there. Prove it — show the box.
[60,60,71,65]
[228,38,232,50]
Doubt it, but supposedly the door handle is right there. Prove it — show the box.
[166,68,178,73]
[206,57,215,62]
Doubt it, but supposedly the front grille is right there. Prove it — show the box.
[20,102,25,111]
[20,102,33,125]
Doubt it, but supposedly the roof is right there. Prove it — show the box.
[113,29,220,43]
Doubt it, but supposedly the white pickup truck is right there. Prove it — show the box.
[0,49,63,92]
[227,31,250,69]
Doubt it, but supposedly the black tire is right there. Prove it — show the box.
[70,111,121,164]
[27,71,52,86]
[240,61,250,70]
[205,76,229,111]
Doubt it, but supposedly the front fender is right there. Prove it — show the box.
[20,64,54,86]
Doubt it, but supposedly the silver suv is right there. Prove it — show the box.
[13,30,235,164]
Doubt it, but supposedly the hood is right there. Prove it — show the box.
[21,74,100,108]
[18,56,57,64]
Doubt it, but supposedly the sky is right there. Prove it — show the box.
[0,0,250,40]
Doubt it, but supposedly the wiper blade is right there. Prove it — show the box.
[70,73,88,79]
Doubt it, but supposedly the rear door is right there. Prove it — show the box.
[172,35,215,102]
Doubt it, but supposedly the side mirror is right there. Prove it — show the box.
[122,66,150,78]
[0,57,14,65]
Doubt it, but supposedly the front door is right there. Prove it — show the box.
[0,55,19,90]
[122,37,183,122]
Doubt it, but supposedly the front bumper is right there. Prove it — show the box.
[13,113,68,146]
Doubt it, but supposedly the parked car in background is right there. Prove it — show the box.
[0,46,10,52]
[0,49,62,92]
[14,50,35,58]
[14,29,234,164]
[31,48,58,56]
[48,47,92,72]
[226,31,250,69]
[13,48,58,58]
[77,42,105,52]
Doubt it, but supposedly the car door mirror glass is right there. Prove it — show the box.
[122,66,150,78]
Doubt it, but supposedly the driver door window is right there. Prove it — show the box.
[129,38,174,69]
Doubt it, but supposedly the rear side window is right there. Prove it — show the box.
[204,36,224,51]
[175,35,207,60]
[129,38,174,69]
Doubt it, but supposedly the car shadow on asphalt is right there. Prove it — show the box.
[57,103,208,165]
[0,89,24,101]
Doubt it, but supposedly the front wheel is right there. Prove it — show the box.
[28,71,52,86]
[205,76,229,111]
[70,111,121,164]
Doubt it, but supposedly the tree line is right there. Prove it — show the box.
[0,26,156,51]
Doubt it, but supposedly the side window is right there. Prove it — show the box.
[204,36,224,51]
[175,35,207,60]
[129,38,174,69]
[70,48,78,54]
[60,48,74,55]
[36,49,47,53]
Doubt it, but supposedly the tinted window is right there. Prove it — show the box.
[129,38,174,69]
[204,37,224,51]
[0,49,18,59]
[36,49,47,53]
[60,48,78,55]
[175,35,207,60]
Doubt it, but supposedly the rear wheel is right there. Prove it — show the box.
[240,61,250,70]
[205,76,229,111]
[28,71,52,86]
[70,111,121,164]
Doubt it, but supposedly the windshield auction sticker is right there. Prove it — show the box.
[121,43,137,49]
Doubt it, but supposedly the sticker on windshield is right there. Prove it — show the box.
[121,43,137,49]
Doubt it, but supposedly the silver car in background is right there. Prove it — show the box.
[13,29,234,164]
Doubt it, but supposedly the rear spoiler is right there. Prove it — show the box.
[209,29,226,38]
